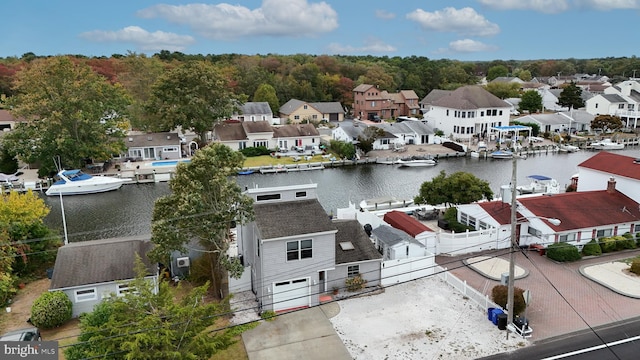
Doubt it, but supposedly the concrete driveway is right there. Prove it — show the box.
[242,303,351,360]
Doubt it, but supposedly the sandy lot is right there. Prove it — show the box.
[329,276,527,359]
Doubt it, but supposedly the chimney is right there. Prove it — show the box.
[607,177,616,194]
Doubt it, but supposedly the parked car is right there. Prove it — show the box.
[0,327,42,341]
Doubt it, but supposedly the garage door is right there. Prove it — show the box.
[272,278,309,311]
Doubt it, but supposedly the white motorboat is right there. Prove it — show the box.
[45,169,131,196]
[359,196,414,211]
[396,158,437,167]
[589,139,625,150]
[516,175,561,194]
[490,150,514,159]
[559,144,580,153]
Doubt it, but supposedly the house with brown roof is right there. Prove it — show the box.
[124,132,183,161]
[49,236,158,317]
[0,109,22,132]
[279,99,345,123]
[353,84,420,121]
[422,85,511,141]
[237,184,381,312]
[213,121,320,152]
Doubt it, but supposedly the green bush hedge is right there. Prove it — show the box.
[599,235,636,253]
[598,237,617,253]
[239,146,271,157]
[31,291,72,329]
[582,239,602,256]
[546,243,582,262]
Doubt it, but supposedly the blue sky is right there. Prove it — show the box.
[3,0,640,61]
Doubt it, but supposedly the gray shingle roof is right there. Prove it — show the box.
[214,122,247,141]
[432,86,511,109]
[311,102,345,114]
[126,132,181,147]
[333,220,382,264]
[242,121,273,134]
[254,199,336,240]
[241,102,273,115]
[420,89,451,106]
[272,123,319,137]
[602,94,626,103]
[279,99,306,115]
[50,236,155,290]
[371,225,423,247]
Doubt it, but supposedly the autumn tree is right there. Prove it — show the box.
[4,56,131,176]
[146,61,247,143]
[253,83,279,114]
[150,144,254,297]
[65,257,238,360]
[414,170,493,206]
[519,90,543,113]
[118,53,165,132]
[557,81,585,110]
[591,114,623,133]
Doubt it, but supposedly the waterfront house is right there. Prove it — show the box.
[455,177,640,251]
[382,210,437,253]
[353,84,420,120]
[124,132,182,161]
[49,236,158,317]
[272,123,320,152]
[585,79,640,130]
[421,85,511,141]
[213,121,273,151]
[331,121,365,144]
[279,99,345,123]
[237,183,382,312]
[576,151,640,203]
[375,121,435,145]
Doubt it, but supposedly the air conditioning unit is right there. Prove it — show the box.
[176,257,190,268]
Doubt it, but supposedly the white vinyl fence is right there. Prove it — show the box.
[435,264,501,312]
[380,256,435,286]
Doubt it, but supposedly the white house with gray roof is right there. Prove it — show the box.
[585,79,640,130]
[237,183,381,312]
[232,102,275,124]
[370,225,426,260]
[49,236,158,317]
[376,121,435,145]
[422,85,511,141]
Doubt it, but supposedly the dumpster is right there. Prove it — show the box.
[497,313,508,330]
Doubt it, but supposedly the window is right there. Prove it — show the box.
[446,110,449,116]
[468,216,476,228]
[257,193,281,201]
[479,221,489,230]
[253,140,268,147]
[347,265,359,278]
[294,115,300,120]
[304,105,308,109]
[163,146,178,152]
[371,101,376,107]
[312,114,318,119]
[239,141,247,150]
[618,104,625,109]
[559,233,576,243]
[481,111,485,117]
[295,191,307,198]
[596,229,612,238]
[75,288,97,302]
[460,212,468,224]
[528,227,542,237]
[287,239,312,261]
[117,283,135,296]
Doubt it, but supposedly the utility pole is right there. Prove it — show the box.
[506,155,518,339]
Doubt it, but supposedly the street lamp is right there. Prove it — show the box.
[506,156,561,338]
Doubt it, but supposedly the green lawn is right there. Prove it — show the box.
[242,154,329,168]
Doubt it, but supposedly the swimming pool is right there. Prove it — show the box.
[150,159,191,167]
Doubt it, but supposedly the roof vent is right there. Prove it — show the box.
[339,242,355,251]
[147,136,152,141]
[128,137,133,142]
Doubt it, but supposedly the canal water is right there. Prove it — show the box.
[42,149,640,243]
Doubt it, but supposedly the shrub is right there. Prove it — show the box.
[260,310,276,321]
[598,237,617,253]
[582,239,602,257]
[630,259,640,276]
[31,291,72,329]
[546,243,581,262]
[617,234,637,251]
[345,274,367,292]
[0,273,17,307]
[240,146,271,157]
[443,207,474,233]
[491,285,526,316]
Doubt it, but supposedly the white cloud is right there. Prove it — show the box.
[478,0,570,13]
[80,26,195,52]
[326,38,397,54]
[406,7,499,36]
[448,39,498,53]
[137,0,338,40]
[375,10,396,20]
[580,0,640,10]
